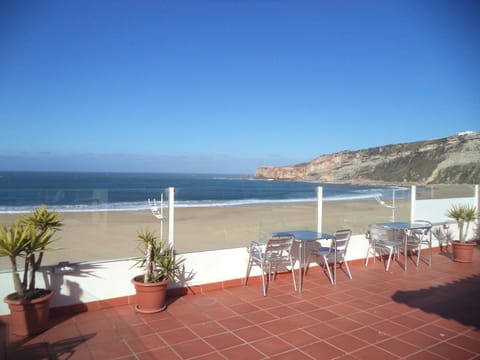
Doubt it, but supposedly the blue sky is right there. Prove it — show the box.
[0,1,479,174]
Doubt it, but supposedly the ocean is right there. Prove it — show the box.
[0,171,408,213]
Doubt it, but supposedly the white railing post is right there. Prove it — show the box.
[168,187,175,248]
[410,185,416,223]
[476,184,480,224]
[317,186,323,234]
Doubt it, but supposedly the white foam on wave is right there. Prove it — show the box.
[0,192,398,214]
[0,185,410,214]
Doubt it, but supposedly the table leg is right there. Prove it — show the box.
[404,230,408,271]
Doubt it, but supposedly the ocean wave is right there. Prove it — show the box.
[0,191,396,214]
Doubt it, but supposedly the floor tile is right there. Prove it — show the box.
[219,343,265,360]
[250,335,293,357]
[350,345,399,360]
[203,331,244,351]
[171,338,215,359]
[4,249,480,359]
[447,334,480,354]
[428,341,477,360]
[300,340,345,360]
[376,337,421,357]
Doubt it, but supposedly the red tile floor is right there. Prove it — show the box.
[2,248,480,359]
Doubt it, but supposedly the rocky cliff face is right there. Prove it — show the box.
[254,132,480,184]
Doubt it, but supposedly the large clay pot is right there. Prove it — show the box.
[451,241,475,263]
[4,290,52,336]
[132,276,169,313]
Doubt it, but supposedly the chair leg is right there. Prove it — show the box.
[416,245,422,267]
[268,263,273,282]
[428,241,432,267]
[385,247,394,271]
[272,264,278,281]
[305,252,312,274]
[365,247,370,267]
[244,258,252,285]
[261,263,267,297]
[290,257,297,291]
[323,256,334,284]
[428,232,433,267]
[344,260,352,279]
[365,244,375,266]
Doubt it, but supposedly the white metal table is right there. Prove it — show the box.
[373,222,432,271]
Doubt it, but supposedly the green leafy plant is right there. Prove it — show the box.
[446,204,478,243]
[0,205,62,300]
[133,228,182,283]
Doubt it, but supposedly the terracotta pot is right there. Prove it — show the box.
[132,275,169,313]
[451,241,475,263]
[4,290,53,336]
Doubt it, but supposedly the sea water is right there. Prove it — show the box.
[0,171,408,213]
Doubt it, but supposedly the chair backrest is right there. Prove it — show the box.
[248,241,263,260]
[368,225,390,242]
[332,229,352,253]
[413,220,433,235]
[265,235,294,257]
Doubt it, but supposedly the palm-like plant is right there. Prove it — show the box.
[134,228,182,283]
[21,205,62,290]
[446,204,478,243]
[0,205,62,300]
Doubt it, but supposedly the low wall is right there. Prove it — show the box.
[0,228,449,316]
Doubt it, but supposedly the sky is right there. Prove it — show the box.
[0,0,479,174]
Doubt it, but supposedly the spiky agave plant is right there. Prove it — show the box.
[134,228,181,283]
[446,204,478,243]
[0,223,32,298]
[0,205,61,300]
[20,205,62,291]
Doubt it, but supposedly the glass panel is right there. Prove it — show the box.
[416,184,476,200]
[1,171,477,270]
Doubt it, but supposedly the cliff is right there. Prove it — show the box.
[254,132,480,184]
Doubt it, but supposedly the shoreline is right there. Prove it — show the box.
[0,194,423,215]
[0,183,474,215]
[0,196,390,214]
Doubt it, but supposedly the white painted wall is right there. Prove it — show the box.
[415,197,476,224]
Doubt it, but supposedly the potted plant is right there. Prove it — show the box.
[0,205,62,335]
[446,203,478,263]
[131,228,182,313]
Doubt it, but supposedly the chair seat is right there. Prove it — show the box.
[310,246,330,255]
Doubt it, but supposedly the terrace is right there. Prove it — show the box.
[2,248,480,359]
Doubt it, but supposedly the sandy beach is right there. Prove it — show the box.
[0,199,411,270]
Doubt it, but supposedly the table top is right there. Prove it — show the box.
[372,221,432,230]
[273,230,334,241]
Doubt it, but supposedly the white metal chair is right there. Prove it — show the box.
[308,229,352,284]
[365,225,402,271]
[403,220,433,267]
[244,234,297,296]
